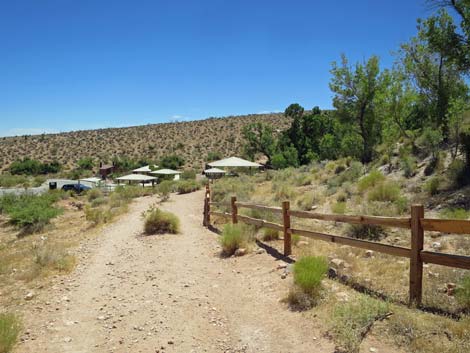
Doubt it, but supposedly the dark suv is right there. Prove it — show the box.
[61,183,91,193]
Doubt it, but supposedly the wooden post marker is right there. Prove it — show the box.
[282,200,291,256]
[231,196,238,224]
[409,204,424,306]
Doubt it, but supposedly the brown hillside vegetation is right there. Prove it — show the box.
[0,113,289,171]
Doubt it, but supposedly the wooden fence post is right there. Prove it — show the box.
[231,196,238,224]
[282,200,291,256]
[203,184,211,227]
[409,204,424,306]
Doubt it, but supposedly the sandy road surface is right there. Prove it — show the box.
[18,190,333,353]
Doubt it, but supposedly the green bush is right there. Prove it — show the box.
[440,208,470,220]
[0,174,29,188]
[219,223,253,256]
[346,224,384,240]
[84,206,113,225]
[87,188,103,201]
[0,313,21,353]
[400,155,417,178]
[332,295,390,353]
[0,193,62,235]
[90,197,107,208]
[10,158,61,175]
[293,256,328,295]
[331,202,347,214]
[447,159,470,188]
[176,180,200,194]
[144,208,180,235]
[261,227,279,241]
[160,154,184,169]
[455,275,470,309]
[424,177,440,196]
[157,180,175,200]
[181,169,197,180]
[357,170,385,193]
[367,181,401,202]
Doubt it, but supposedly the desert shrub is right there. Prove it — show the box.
[440,208,470,220]
[367,181,401,202]
[261,227,279,241]
[424,177,441,196]
[346,224,384,240]
[331,202,347,214]
[157,180,175,201]
[447,159,470,188]
[0,193,62,235]
[336,191,347,202]
[90,197,107,208]
[211,177,254,206]
[295,192,318,211]
[272,183,298,202]
[84,206,113,225]
[294,256,328,294]
[176,180,200,194]
[287,256,328,310]
[31,242,75,273]
[0,313,21,353]
[181,169,197,180]
[400,155,417,178]
[292,233,300,246]
[207,151,222,162]
[455,275,470,309]
[357,170,385,193]
[144,208,180,235]
[328,162,363,189]
[77,157,94,170]
[219,223,253,256]
[335,165,346,174]
[0,174,29,188]
[331,295,390,353]
[87,188,103,201]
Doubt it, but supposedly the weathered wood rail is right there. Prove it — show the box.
[202,185,470,306]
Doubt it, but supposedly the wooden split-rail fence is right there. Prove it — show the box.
[202,185,470,306]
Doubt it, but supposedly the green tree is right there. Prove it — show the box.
[399,9,468,137]
[77,157,94,170]
[447,96,470,159]
[242,123,276,165]
[330,54,386,163]
[160,154,185,169]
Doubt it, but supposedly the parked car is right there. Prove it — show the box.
[61,183,91,193]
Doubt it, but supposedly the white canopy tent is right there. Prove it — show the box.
[150,169,182,181]
[132,165,158,174]
[208,156,261,168]
[116,173,157,187]
[204,167,226,180]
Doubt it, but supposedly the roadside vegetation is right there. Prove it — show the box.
[0,313,21,353]
[144,207,180,235]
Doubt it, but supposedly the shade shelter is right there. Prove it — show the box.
[150,169,182,181]
[204,167,226,180]
[116,173,157,187]
[132,165,158,174]
[208,156,261,168]
[80,177,102,187]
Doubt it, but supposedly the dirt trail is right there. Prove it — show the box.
[18,190,333,353]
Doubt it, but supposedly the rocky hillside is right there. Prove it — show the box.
[0,113,290,171]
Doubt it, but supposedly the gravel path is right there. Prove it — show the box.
[18,190,333,353]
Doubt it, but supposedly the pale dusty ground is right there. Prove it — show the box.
[16,190,334,353]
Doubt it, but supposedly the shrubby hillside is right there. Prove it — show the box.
[0,113,289,171]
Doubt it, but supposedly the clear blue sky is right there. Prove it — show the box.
[0,0,434,137]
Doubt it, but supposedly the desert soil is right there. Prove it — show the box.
[16,190,334,353]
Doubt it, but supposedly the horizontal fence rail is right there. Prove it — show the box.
[202,185,470,306]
